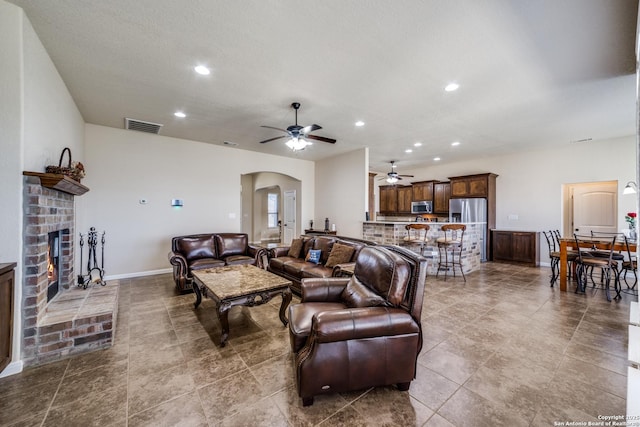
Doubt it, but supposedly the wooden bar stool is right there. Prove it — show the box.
[436,224,466,281]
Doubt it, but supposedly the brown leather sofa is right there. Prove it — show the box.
[168,233,264,292]
[287,245,427,406]
[267,235,373,296]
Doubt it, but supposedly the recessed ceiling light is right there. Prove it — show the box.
[174,111,186,118]
[433,157,441,161]
[444,83,459,92]
[405,149,413,153]
[355,121,365,127]
[414,142,422,147]
[451,141,460,146]
[194,65,211,75]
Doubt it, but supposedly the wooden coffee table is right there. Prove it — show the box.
[192,264,292,347]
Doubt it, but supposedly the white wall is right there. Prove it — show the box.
[315,148,369,237]
[375,136,636,231]
[0,1,85,377]
[78,125,315,278]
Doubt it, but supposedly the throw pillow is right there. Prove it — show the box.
[325,243,356,268]
[341,276,388,308]
[288,238,303,258]
[305,249,322,264]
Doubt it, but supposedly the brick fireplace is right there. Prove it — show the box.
[22,175,118,366]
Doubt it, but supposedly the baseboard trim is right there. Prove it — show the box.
[104,268,172,281]
[0,361,24,378]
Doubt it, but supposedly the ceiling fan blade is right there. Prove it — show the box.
[259,135,288,144]
[306,134,336,144]
[260,125,288,133]
[399,174,414,178]
[300,124,322,134]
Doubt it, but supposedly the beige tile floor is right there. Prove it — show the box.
[0,262,634,426]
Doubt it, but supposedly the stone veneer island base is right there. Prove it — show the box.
[363,221,484,276]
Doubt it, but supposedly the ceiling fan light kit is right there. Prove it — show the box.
[382,161,414,184]
[260,102,336,151]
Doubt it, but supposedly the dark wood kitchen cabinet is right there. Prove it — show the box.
[449,173,497,199]
[411,181,435,202]
[0,263,16,373]
[491,231,539,266]
[433,182,450,213]
[397,186,413,214]
[379,185,398,215]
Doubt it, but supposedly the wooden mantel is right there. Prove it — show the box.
[23,171,89,196]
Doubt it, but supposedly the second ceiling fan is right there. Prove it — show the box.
[380,161,414,183]
[259,102,336,151]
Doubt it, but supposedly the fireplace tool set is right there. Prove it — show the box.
[77,227,106,288]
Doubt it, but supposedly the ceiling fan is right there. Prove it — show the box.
[379,161,414,183]
[259,102,337,151]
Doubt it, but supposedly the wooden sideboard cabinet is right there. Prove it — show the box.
[491,231,539,266]
[433,182,450,213]
[0,263,16,373]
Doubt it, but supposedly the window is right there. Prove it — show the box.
[267,193,279,228]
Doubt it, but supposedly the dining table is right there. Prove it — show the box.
[558,237,637,291]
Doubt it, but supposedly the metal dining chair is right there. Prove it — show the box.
[620,234,638,293]
[573,233,619,301]
[542,231,560,287]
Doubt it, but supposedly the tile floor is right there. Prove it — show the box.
[0,263,634,426]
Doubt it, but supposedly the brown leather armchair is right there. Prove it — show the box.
[287,245,427,406]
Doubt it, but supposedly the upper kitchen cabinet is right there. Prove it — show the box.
[397,186,413,214]
[379,185,398,215]
[411,181,435,202]
[449,173,497,199]
[433,182,451,214]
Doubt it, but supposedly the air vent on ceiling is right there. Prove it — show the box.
[223,141,238,146]
[569,137,593,144]
[125,118,163,134]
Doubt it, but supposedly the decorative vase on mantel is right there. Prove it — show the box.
[630,225,637,241]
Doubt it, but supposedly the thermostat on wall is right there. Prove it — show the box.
[171,199,184,207]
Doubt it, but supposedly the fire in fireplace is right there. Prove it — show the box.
[47,231,62,302]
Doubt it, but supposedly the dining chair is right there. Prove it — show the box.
[403,223,430,256]
[620,234,638,292]
[542,231,560,287]
[552,230,578,281]
[573,233,619,301]
[436,224,465,281]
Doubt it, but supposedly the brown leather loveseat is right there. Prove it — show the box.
[267,235,373,296]
[168,233,264,292]
[287,245,427,406]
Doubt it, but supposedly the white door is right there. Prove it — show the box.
[283,190,296,245]
[571,182,617,235]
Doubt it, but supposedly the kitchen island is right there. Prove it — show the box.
[363,221,485,276]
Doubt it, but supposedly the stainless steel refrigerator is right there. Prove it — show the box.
[449,198,488,261]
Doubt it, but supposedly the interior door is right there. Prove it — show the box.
[571,182,617,235]
[283,190,296,245]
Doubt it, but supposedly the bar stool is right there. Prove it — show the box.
[403,224,430,256]
[436,224,466,281]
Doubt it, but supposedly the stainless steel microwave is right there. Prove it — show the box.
[411,201,433,214]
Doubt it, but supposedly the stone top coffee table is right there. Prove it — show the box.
[192,264,292,347]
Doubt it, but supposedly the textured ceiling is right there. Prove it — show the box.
[9,0,638,173]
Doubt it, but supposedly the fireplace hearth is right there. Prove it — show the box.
[22,174,116,366]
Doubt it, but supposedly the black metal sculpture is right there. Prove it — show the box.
[77,227,106,288]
